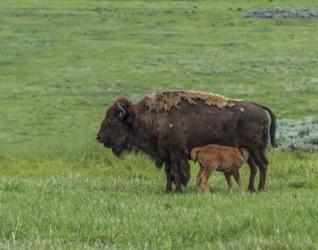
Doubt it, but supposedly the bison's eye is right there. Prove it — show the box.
[106,118,113,124]
[105,118,117,127]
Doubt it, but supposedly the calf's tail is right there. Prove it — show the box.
[190,148,200,162]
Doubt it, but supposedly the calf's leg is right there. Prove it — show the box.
[224,173,233,193]
[196,166,205,191]
[233,170,243,192]
[202,166,214,193]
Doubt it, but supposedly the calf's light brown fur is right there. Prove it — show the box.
[191,144,249,193]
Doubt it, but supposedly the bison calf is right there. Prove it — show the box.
[190,144,249,193]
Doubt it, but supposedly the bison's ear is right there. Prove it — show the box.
[116,102,126,120]
[116,99,135,128]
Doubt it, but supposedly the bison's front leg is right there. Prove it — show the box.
[164,163,173,193]
[170,156,183,193]
[173,173,182,193]
[179,159,191,187]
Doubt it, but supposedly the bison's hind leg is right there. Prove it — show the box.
[248,148,268,192]
[247,156,257,192]
[258,150,268,192]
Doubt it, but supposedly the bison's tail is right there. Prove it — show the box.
[261,105,277,148]
[251,102,277,147]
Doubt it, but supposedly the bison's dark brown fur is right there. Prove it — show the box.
[97,91,276,193]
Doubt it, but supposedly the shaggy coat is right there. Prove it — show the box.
[96,91,276,193]
[191,144,249,193]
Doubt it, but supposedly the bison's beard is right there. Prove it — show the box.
[111,146,124,157]
[110,143,134,157]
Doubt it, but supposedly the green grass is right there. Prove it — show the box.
[1,151,318,249]
[1,0,318,249]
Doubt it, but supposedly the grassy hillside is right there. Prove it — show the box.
[1,0,318,153]
[0,0,318,249]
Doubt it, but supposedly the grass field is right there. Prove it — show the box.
[0,0,318,249]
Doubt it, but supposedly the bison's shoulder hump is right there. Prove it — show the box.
[141,90,238,112]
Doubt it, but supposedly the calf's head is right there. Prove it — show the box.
[96,97,135,156]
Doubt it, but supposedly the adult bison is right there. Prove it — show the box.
[96,91,276,193]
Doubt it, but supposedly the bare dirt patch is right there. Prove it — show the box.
[277,117,318,152]
[245,8,318,19]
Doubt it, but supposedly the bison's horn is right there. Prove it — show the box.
[116,102,126,116]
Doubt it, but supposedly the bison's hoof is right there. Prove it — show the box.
[258,188,266,192]
[175,188,183,193]
[247,187,256,193]
[155,159,163,168]
[165,187,172,193]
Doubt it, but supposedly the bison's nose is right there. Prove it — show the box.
[96,134,103,143]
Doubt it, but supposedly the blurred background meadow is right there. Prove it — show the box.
[0,1,317,249]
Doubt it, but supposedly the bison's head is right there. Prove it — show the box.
[96,97,135,157]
